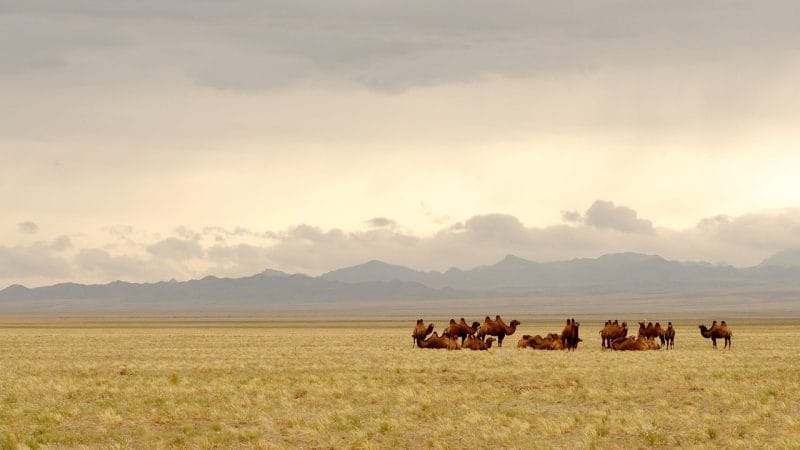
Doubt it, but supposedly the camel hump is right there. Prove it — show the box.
[495,315,502,320]
[721,320,727,326]
[449,319,456,324]
[485,316,491,322]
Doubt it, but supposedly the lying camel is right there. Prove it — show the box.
[477,315,520,347]
[519,333,566,350]
[462,335,495,351]
[610,336,656,351]
[415,332,460,350]
[599,320,627,349]
[412,319,434,347]
[663,322,675,349]
[561,318,580,351]
[443,318,481,345]
[699,320,732,349]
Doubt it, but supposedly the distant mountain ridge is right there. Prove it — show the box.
[2,251,800,313]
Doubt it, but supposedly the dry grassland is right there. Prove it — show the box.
[1,319,799,448]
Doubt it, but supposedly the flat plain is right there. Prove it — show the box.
[1,317,799,448]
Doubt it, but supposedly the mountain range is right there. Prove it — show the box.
[2,252,800,314]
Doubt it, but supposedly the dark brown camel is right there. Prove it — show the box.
[663,322,675,349]
[462,335,495,351]
[561,318,580,351]
[443,318,481,345]
[412,319,434,347]
[699,320,732,349]
[477,315,520,347]
[415,332,460,350]
[600,320,628,349]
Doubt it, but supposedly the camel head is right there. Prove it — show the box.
[470,321,480,330]
[510,320,521,328]
[698,324,707,332]
[485,337,496,348]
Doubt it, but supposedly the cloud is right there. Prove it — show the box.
[2,1,799,91]
[561,210,582,224]
[18,221,39,234]
[366,217,396,228]
[146,237,204,260]
[584,200,654,234]
[0,240,72,279]
[5,201,800,288]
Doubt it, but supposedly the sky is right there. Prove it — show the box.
[2,1,800,287]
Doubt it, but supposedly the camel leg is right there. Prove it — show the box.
[498,333,505,347]
[712,336,717,349]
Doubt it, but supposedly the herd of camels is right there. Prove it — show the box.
[412,316,733,351]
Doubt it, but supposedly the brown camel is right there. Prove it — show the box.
[517,335,535,348]
[477,315,520,347]
[518,333,564,350]
[415,332,460,350]
[443,318,481,345]
[412,319,434,347]
[561,318,580,350]
[463,335,495,351]
[600,320,628,349]
[698,320,732,349]
[663,322,675,349]
[637,321,660,340]
[652,322,665,344]
[610,336,652,351]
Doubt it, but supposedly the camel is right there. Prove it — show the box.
[599,320,628,349]
[518,333,563,350]
[443,318,481,345]
[463,335,495,351]
[698,320,732,349]
[561,318,580,351]
[517,335,535,348]
[412,319,434,347]
[652,322,665,344]
[637,321,660,340]
[663,322,675,349]
[610,336,652,351]
[477,315,520,347]
[415,332,460,350]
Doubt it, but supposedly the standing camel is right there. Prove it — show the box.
[477,315,520,347]
[663,322,675,349]
[698,320,732,349]
[600,320,627,349]
[411,319,434,347]
[561,318,580,351]
[443,318,481,345]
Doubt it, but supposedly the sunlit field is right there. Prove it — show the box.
[1,318,799,448]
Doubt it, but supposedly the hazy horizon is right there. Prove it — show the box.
[3,2,800,288]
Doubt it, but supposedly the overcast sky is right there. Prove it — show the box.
[2,1,800,287]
